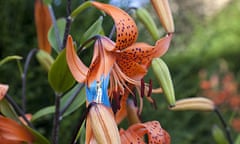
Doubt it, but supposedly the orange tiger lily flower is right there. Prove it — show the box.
[34,0,52,53]
[120,121,170,144]
[0,116,34,144]
[91,1,172,123]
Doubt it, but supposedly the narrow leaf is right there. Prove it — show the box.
[0,55,22,66]
[48,18,66,52]
[48,49,75,93]
[80,16,103,44]
[0,99,19,122]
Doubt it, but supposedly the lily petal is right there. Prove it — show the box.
[0,84,8,100]
[0,116,33,143]
[120,121,170,144]
[152,34,173,58]
[91,1,138,50]
[87,37,116,85]
[34,0,52,53]
[66,35,88,83]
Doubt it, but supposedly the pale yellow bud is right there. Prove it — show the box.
[88,104,121,144]
[151,0,175,33]
[170,97,215,111]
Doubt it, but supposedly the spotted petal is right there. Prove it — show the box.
[91,1,138,51]
[120,121,170,144]
[66,35,88,83]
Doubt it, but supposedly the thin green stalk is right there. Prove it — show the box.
[52,92,62,144]
[48,5,62,51]
[6,94,33,128]
[22,48,38,113]
[214,108,233,144]
[61,0,72,50]
[60,84,84,116]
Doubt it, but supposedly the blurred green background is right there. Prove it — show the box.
[0,0,240,143]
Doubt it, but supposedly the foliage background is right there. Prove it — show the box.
[0,0,240,143]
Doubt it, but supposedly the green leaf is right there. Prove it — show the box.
[151,58,175,106]
[80,16,103,44]
[43,0,52,5]
[61,84,86,117]
[48,49,75,93]
[26,126,50,144]
[31,106,54,122]
[212,125,228,144]
[73,120,86,144]
[235,134,240,144]
[71,1,92,19]
[32,84,86,121]
[0,99,19,122]
[0,55,22,66]
[48,18,66,52]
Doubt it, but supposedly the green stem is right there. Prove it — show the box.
[22,48,38,113]
[52,92,62,144]
[214,108,233,144]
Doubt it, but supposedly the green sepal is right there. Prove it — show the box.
[151,58,175,106]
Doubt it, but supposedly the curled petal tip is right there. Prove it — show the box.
[91,1,138,50]
[66,35,88,83]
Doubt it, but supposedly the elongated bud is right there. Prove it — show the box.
[150,0,174,33]
[36,50,54,72]
[151,58,175,106]
[136,8,160,41]
[126,99,141,125]
[170,97,215,111]
[0,84,8,100]
[88,104,121,144]
[35,0,52,53]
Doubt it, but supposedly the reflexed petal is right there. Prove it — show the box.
[152,34,173,58]
[0,84,8,100]
[91,1,138,50]
[66,35,88,83]
[116,34,172,80]
[0,116,33,143]
[34,0,52,53]
[120,121,170,144]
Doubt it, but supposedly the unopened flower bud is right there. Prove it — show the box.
[36,50,54,72]
[151,0,175,33]
[170,97,215,111]
[88,104,121,144]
